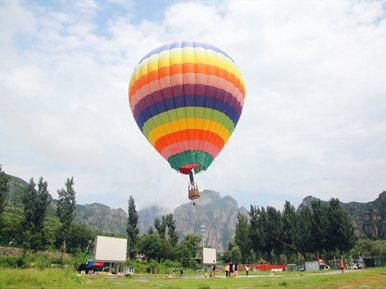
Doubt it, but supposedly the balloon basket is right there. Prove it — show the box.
[188,187,200,200]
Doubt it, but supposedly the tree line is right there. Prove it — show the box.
[2,166,384,267]
[222,199,357,265]
[0,166,91,260]
[0,167,202,265]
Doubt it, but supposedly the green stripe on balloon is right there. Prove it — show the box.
[168,150,214,172]
[142,107,235,138]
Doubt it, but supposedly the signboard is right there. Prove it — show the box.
[94,235,127,262]
[203,248,216,265]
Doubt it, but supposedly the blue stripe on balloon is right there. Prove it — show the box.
[134,95,241,131]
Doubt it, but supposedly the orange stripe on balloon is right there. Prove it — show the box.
[129,63,245,101]
[154,129,225,154]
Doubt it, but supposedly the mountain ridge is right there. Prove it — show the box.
[4,174,386,250]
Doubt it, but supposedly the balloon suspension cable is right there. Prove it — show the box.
[188,170,200,201]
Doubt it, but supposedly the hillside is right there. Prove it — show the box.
[3,174,386,249]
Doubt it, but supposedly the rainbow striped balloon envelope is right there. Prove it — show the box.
[128,40,245,175]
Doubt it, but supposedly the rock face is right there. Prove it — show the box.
[74,203,127,235]
[341,191,386,239]
[173,190,248,253]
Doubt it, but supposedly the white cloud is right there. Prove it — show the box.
[0,0,385,214]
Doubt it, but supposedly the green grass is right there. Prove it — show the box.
[0,268,385,289]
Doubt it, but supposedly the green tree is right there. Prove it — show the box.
[249,205,268,261]
[165,213,178,247]
[234,213,251,263]
[296,206,313,260]
[0,165,9,216]
[180,234,201,259]
[265,206,283,262]
[127,195,140,259]
[66,222,96,253]
[281,201,298,261]
[56,177,76,265]
[21,177,50,250]
[154,216,167,239]
[310,199,329,256]
[230,245,242,263]
[137,233,162,261]
[327,198,356,254]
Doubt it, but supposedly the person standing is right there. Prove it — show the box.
[340,260,344,273]
[246,265,249,276]
[229,262,234,277]
[180,266,184,276]
[212,261,216,278]
[234,262,238,277]
[225,264,229,277]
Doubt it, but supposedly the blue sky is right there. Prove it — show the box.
[1,0,385,214]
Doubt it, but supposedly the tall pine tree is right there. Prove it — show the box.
[56,177,76,265]
[21,177,50,250]
[127,195,140,259]
[0,165,9,216]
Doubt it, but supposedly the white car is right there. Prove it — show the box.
[319,263,331,270]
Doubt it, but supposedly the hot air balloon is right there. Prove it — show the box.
[128,40,245,201]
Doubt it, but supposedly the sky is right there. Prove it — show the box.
[1,0,385,214]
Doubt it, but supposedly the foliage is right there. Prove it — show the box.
[127,195,140,259]
[234,213,251,263]
[0,165,9,216]
[137,233,162,261]
[235,199,357,263]
[21,177,51,250]
[179,234,201,259]
[350,238,386,257]
[56,177,76,237]
[56,177,76,264]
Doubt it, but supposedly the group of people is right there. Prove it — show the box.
[225,261,242,277]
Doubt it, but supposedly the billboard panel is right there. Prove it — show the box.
[203,248,216,265]
[94,235,127,262]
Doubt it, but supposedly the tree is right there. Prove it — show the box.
[137,233,162,262]
[56,177,76,265]
[281,201,298,261]
[327,198,356,254]
[266,206,283,262]
[180,234,201,259]
[21,177,50,250]
[234,213,251,263]
[127,195,140,259]
[154,216,167,239]
[0,165,9,216]
[296,206,313,260]
[249,205,267,261]
[310,199,330,256]
[165,214,178,247]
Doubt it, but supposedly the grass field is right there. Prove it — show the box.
[1,268,385,289]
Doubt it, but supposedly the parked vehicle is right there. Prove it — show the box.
[297,265,305,272]
[78,259,109,274]
[319,263,331,270]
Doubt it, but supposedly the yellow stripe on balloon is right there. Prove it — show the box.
[129,49,243,88]
[147,118,231,147]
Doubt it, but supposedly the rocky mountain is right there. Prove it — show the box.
[4,174,386,246]
[73,203,127,235]
[173,190,249,253]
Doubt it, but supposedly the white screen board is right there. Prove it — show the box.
[203,248,216,265]
[94,235,127,262]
